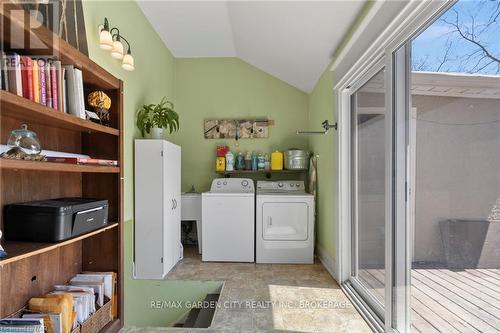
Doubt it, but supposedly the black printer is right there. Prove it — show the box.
[5,198,108,242]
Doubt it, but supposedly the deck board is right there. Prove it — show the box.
[359,268,500,332]
[427,270,500,310]
[411,309,439,333]
[438,269,500,301]
[413,271,500,331]
[458,270,500,294]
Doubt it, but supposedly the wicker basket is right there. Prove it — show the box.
[80,298,112,333]
[71,325,81,333]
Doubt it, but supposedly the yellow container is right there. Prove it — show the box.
[271,150,283,170]
[216,157,226,171]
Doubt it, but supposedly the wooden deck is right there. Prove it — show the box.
[359,268,500,332]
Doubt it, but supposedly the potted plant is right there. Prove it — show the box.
[136,97,179,139]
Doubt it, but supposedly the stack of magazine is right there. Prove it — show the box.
[0,272,116,333]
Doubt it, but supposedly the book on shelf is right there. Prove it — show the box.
[0,53,88,119]
[39,59,46,106]
[51,62,58,110]
[20,56,33,100]
[74,68,86,119]
[64,64,85,119]
[45,157,118,166]
[0,52,8,91]
[6,53,22,96]
[45,60,52,108]
[61,65,67,113]
[32,58,40,103]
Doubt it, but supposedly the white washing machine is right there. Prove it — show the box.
[256,181,315,264]
[202,178,255,262]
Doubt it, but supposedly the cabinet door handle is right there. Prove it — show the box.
[174,199,177,209]
[171,199,175,210]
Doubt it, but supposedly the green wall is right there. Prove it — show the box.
[307,1,375,261]
[308,69,336,259]
[173,57,309,192]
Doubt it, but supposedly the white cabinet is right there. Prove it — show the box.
[134,139,181,279]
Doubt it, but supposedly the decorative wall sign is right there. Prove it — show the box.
[204,119,271,139]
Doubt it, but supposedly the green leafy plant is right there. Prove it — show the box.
[136,97,179,137]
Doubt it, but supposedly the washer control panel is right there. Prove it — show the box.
[257,181,306,193]
[210,178,254,193]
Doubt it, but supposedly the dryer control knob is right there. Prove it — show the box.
[223,181,228,185]
[241,180,249,187]
[217,181,221,185]
[290,183,295,187]
[278,183,284,188]
[296,183,301,187]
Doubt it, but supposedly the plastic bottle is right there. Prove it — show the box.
[251,151,258,171]
[264,153,270,171]
[271,150,284,170]
[216,156,225,171]
[245,151,252,170]
[257,153,265,170]
[236,152,245,170]
[225,150,234,171]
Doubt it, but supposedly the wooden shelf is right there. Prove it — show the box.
[0,223,119,267]
[0,91,120,136]
[0,1,120,90]
[216,169,307,175]
[0,158,120,173]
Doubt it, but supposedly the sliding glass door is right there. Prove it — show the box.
[342,1,499,332]
[349,67,387,319]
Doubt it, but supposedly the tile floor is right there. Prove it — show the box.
[122,246,371,333]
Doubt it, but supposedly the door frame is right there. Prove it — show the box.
[334,1,454,332]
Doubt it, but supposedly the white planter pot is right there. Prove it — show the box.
[151,127,164,139]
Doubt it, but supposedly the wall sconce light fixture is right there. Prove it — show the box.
[99,18,135,71]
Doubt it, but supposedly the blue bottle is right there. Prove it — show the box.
[251,152,258,171]
[236,152,245,170]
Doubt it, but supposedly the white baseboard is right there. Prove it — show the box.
[316,246,339,283]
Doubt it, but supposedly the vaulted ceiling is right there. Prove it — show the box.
[138,1,365,92]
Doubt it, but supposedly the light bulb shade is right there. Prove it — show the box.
[122,53,135,71]
[99,29,113,50]
[111,40,124,59]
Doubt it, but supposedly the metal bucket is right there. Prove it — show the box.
[284,149,310,170]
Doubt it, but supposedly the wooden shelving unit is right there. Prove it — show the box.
[0,2,124,332]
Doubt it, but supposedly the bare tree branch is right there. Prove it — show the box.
[415,0,500,74]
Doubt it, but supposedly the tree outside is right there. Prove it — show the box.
[412,0,500,75]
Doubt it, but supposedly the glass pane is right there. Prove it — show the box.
[352,68,386,305]
[411,0,500,331]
